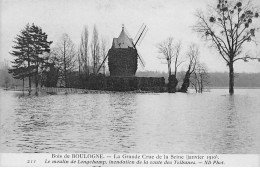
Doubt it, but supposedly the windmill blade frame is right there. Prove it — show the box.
[137,28,148,46]
[129,24,148,69]
[134,25,147,46]
[137,52,146,69]
[97,54,109,73]
[129,39,145,69]
[134,23,145,42]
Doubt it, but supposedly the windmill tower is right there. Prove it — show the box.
[98,24,148,77]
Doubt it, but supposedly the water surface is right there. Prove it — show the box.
[0,89,259,153]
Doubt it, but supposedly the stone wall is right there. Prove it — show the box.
[85,75,165,92]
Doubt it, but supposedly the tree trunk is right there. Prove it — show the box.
[179,65,191,93]
[168,74,178,93]
[200,79,203,93]
[168,61,171,78]
[35,62,39,95]
[63,45,67,87]
[93,49,96,74]
[22,78,25,95]
[197,81,200,93]
[229,62,234,95]
[195,85,198,93]
[174,62,177,78]
[196,74,200,93]
[28,61,31,95]
[64,70,67,87]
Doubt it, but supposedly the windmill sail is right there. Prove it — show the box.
[134,25,147,46]
[129,39,146,69]
[137,28,148,46]
[137,52,146,68]
[97,54,109,73]
[131,24,148,69]
[134,23,145,42]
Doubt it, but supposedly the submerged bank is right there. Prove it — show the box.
[2,87,164,96]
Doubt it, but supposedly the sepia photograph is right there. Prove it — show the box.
[0,0,260,167]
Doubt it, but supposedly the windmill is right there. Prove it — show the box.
[97,24,148,77]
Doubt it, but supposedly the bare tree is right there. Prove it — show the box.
[190,72,199,93]
[54,33,76,87]
[157,37,174,78]
[173,41,184,77]
[157,37,184,93]
[157,37,183,78]
[187,44,200,75]
[78,26,90,77]
[91,25,100,74]
[191,62,210,93]
[100,38,109,75]
[193,0,260,94]
[198,63,210,93]
[180,43,200,93]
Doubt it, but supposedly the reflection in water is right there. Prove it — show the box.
[210,94,259,153]
[219,96,240,153]
[0,89,260,153]
[107,94,137,153]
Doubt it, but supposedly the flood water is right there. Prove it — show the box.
[0,89,260,153]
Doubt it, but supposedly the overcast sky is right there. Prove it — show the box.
[0,0,260,73]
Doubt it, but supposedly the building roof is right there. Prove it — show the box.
[112,25,134,49]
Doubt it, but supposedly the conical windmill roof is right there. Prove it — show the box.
[112,25,134,49]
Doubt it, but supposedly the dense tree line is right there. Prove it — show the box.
[2,62,260,89]
[7,23,110,94]
[45,25,109,88]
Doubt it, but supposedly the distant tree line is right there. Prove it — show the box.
[208,72,260,88]
[136,71,260,88]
